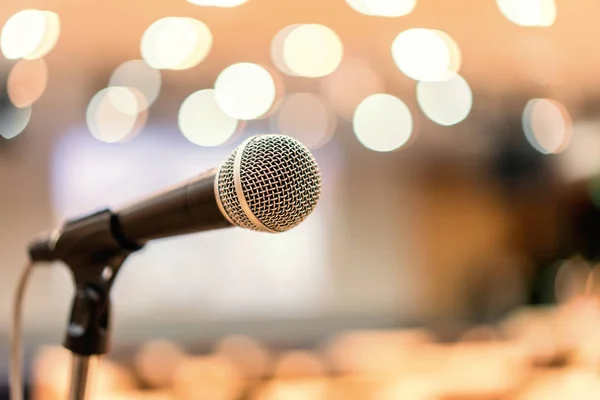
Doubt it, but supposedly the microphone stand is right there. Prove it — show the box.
[51,209,136,400]
[63,253,129,400]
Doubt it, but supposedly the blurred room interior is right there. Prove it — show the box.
[3,0,600,398]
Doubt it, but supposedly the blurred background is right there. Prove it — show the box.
[3,0,600,398]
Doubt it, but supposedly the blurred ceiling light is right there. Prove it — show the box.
[522,98,572,154]
[391,28,461,82]
[497,0,556,27]
[86,87,147,143]
[280,24,343,77]
[178,89,243,146]
[1,10,60,60]
[321,58,384,119]
[271,92,336,149]
[141,17,212,70]
[109,60,161,112]
[106,86,147,116]
[187,0,249,6]
[214,62,276,120]
[254,65,286,120]
[363,0,417,17]
[557,121,600,182]
[416,74,472,126]
[0,102,32,139]
[8,58,48,108]
[271,24,302,76]
[345,0,376,15]
[26,11,60,60]
[353,93,413,152]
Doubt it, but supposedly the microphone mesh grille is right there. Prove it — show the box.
[217,148,258,231]
[217,134,322,232]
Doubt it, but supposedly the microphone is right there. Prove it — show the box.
[28,134,322,264]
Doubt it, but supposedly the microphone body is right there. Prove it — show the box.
[116,168,232,243]
[28,134,322,264]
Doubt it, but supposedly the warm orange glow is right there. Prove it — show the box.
[214,336,272,380]
[321,58,384,120]
[273,92,336,149]
[134,340,188,389]
[8,58,48,108]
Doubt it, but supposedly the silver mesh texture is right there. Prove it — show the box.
[216,134,322,233]
[216,148,259,231]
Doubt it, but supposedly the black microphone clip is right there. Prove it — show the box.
[28,208,143,265]
[28,209,144,356]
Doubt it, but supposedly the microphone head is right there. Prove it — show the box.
[215,134,322,233]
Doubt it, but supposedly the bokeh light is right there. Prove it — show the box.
[187,0,249,6]
[271,24,302,76]
[274,351,327,378]
[1,10,60,60]
[321,58,384,119]
[272,92,336,149]
[214,335,272,380]
[277,24,343,77]
[256,378,329,400]
[497,0,557,27]
[34,346,137,399]
[134,340,188,389]
[178,89,243,146]
[345,0,375,15]
[0,101,32,139]
[558,121,600,182]
[26,11,60,60]
[522,98,572,154]
[353,93,413,152]
[391,28,461,82]
[8,58,49,108]
[86,87,147,143]
[253,65,286,120]
[416,74,473,126]
[554,258,590,304]
[141,17,213,70]
[172,356,244,400]
[214,62,276,120]
[109,60,161,112]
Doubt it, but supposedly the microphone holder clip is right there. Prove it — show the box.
[57,209,138,399]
